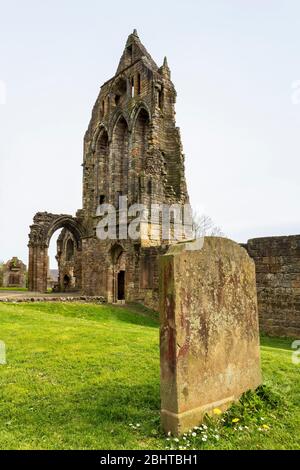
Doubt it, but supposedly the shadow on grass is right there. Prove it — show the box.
[260,335,295,352]
[74,382,161,425]
[15,381,161,435]
[13,302,159,329]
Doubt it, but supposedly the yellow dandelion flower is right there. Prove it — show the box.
[232,418,240,423]
[262,424,270,430]
[213,408,222,415]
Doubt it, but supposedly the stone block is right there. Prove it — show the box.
[160,237,262,435]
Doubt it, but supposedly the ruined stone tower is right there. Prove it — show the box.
[82,29,188,224]
[28,30,190,306]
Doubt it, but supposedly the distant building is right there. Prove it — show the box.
[2,257,27,288]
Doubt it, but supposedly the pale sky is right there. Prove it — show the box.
[0,0,300,268]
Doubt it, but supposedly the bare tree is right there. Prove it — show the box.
[192,212,225,239]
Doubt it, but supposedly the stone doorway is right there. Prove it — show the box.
[117,270,125,301]
[110,244,127,303]
[63,274,70,291]
[9,274,20,286]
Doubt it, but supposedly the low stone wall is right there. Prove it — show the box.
[160,237,262,435]
[246,236,300,338]
[0,296,106,304]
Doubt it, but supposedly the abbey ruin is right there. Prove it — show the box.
[28,31,300,339]
[28,30,189,308]
[1,257,26,288]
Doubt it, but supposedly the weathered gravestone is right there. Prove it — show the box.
[160,237,262,435]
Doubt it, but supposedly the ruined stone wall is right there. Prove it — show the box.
[56,229,82,292]
[246,236,300,337]
[29,32,190,304]
[82,30,189,231]
[28,212,85,293]
[80,236,166,308]
[2,257,27,288]
[78,31,190,304]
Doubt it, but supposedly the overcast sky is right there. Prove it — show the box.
[1,0,300,268]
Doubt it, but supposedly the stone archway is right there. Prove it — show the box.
[111,115,129,204]
[28,212,87,292]
[131,106,150,204]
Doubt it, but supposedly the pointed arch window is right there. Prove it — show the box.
[132,108,150,177]
[137,73,141,95]
[158,88,164,109]
[66,239,75,261]
[101,99,105,117]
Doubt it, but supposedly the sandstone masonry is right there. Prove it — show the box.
[2,257,27,288]
[28,31,189,308]
[245,235,300,337]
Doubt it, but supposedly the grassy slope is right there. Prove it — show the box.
[0,288,28,292]
[0,302,299,450]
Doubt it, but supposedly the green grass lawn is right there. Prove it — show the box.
[0,302,299,450]
[0,287,28,292]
